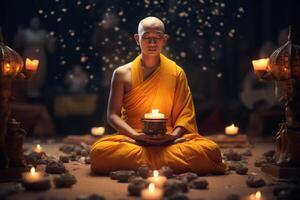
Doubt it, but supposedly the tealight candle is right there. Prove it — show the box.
[252,58,269,71]
[22,167,51,191]
[225,124,239,136]
[91,127,105,136]
[147,170,167,188]
[249,191,262,200]
[23,167,42,182]
[25,58,39,72]
[144,109,165,119]
[141,183,163,200]
[33,144,44,153]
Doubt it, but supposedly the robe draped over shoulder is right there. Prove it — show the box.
[90,54,226,174]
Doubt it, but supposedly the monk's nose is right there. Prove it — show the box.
[149,38,157,44]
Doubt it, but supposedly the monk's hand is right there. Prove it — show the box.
[173,137,190,144]
[146,134,178,145]
[120,137,137,144]
[131,132,156,144]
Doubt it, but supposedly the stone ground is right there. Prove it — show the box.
[0,137,279,200]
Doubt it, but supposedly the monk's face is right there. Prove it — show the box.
[134,20,168,56]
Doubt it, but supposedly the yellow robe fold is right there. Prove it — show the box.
[90,54,226,174]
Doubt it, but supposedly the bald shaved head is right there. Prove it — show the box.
[134,16,168,57]
[138,16,165,35]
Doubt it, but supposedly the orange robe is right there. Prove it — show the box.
[90,54,226,174]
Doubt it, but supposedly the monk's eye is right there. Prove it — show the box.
[142,37,163,42]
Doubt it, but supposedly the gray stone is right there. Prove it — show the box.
[189,178,208,189]
[127,177,148,196]
[45,161,66,174]
[242,148,252,156]
[246,175,266,188]
[235,164,248,175]
[59,145,75,154]
[53,173,77,188]
[223,149,242,161]
[110,170,136,183]
[137,165,151,178]
[59,155,69,163]
[176,172,198,182]
[254,158,267,167]
[226,194,241,200]
[159,166,174,178]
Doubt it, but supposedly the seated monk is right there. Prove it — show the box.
[90,16,226,174]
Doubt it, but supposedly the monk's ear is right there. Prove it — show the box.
[134,34,140,45]
[164,34,169,41]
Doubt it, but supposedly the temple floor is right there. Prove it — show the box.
[0,136,281,200]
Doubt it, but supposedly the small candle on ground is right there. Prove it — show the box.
[23,167,42,182]
[249,191,262,200]
[22,167,51,191]
[141,183,163,200]
[225,124,239,136]
[147,170,167,188]
[33,144,44,153]
[91,127,105,136]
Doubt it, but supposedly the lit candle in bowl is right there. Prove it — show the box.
[22,167,51,191]
[225,124,239,136]
[141,183,163,200]
[144,109,165,119]
[147,170,167,188]
[142,110,167,135]
[25,58,39,72]
[252,58,269,71]
[91,127,105,136]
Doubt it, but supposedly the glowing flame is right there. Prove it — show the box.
[153,170,159,178]
[149,183,155,192]
[152,109,159,114]
[255,191,261,199]
[30,167,36,174]
[37,144,41,150]
[252,58,269,71]
[249,191,262,200]
[25,58,39,71]
[4,63,11,73]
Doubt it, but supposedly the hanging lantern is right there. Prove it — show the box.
[0,29,24,78]
[268,27,300,80]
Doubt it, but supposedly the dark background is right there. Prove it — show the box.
[1,0,299,136]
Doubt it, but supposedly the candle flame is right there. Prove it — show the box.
[152,109,159,114]
[26,58,39,66]
[30,167,36,174]
[37,144,41,149]
[252,58,269,71]
[91,127,105,136]
[153,170,159,178]
[4,63,11,73]
[225,124,239,135]
[25,58,39,71]
[149,183,155,192]
[249,191,261,200]
[255,191,261,199]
